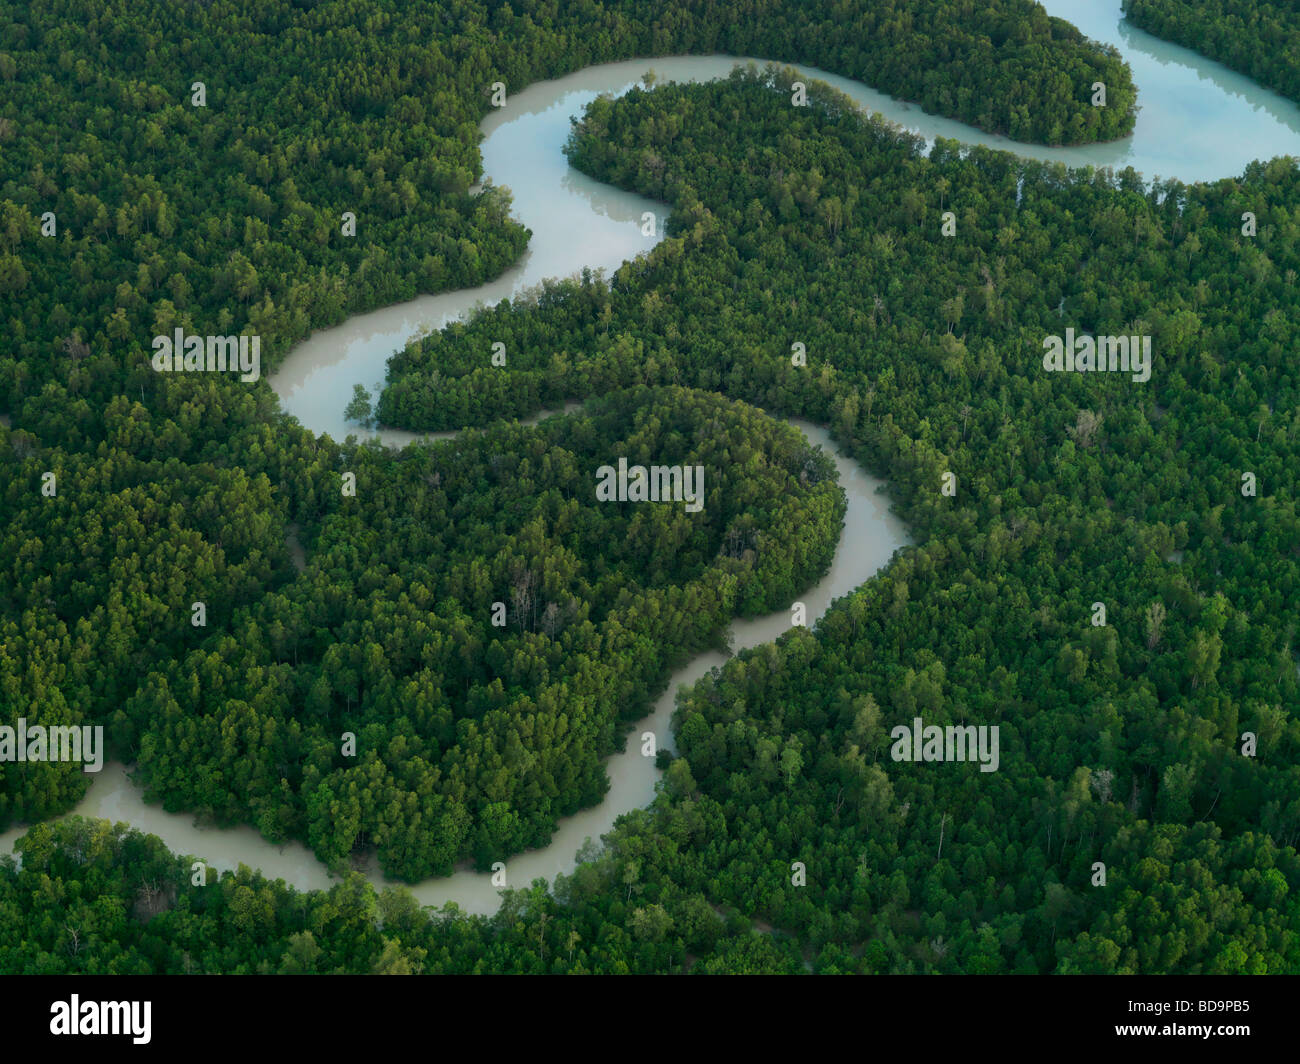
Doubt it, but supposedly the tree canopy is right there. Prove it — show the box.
[1125,0,1300,105]
[1,4,1295,975]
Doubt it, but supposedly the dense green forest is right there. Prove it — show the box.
[1124,0,1300,104]
[0,0,1131,863]
[2,1,1297,975]
[378,68,1300,971]
[2,817,806,973]
[4,383,845,877]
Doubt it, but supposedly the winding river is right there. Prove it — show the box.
[6,0,1299,914]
